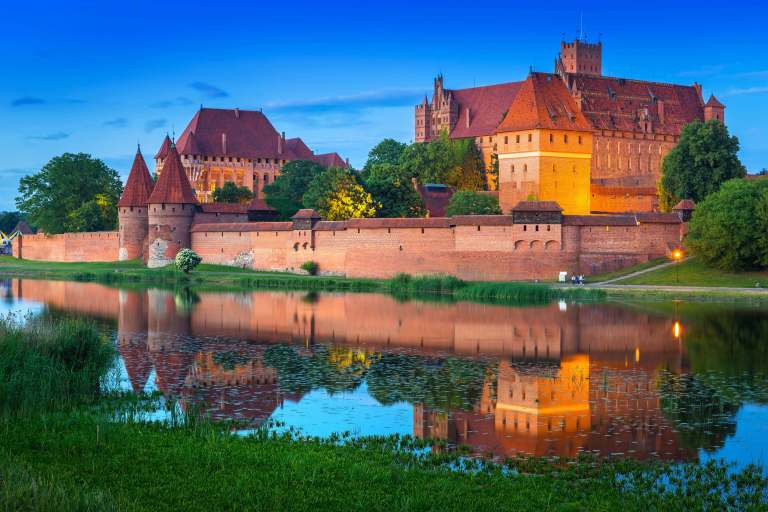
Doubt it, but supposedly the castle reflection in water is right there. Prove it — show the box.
[10,279,700,461]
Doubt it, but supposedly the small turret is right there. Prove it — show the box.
[704,95,725,124]
[147,141,199,268]
[118,146,154,261]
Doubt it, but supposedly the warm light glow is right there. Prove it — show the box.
[673,321,682,338]
[672,249,683,261]
[635,347,640,363]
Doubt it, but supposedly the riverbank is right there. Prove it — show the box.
[0,256,603,305]
[611,258,768,288]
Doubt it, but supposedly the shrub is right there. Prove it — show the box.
[445,191,502,216]
[301,261,319,276]
[175,248,202,274]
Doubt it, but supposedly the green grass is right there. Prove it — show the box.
[0,256,606,305]
[616,258,768,288]
[2,414,767,512]
[588,257,668,283]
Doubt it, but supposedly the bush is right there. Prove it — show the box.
[686,178,768,271]
[445,191,502,216]
[175,249,202,274]
[301,261,319,276]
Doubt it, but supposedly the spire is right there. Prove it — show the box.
[147,142,199,205]
[705,94,725,108]
[154,134,172,160]
[118,146,155,207]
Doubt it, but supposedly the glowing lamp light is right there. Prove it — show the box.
[672,249,683,261]
[673,321,682,339]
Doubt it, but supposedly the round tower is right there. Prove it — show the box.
[146,140,199,268]
[118,146,155,261]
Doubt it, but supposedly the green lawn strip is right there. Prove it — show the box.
[588,257,668,283]
[0,256,605,305]
[613,258,768,288]
[3,414,765,512]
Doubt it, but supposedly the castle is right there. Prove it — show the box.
[155,107,349,204]
[415,38,725,214]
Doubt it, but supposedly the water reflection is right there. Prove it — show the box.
[5,278,768,465]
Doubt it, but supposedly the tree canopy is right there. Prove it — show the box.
[686,178,768,271]
[659,120,746,211]
[0,212,25,234]
[445,191,502,216]
[16,153,122,234]
[363,164,426,218]
[212,182,253,203]
[263,160,324,220]
[303,167,377,220]
[362,139,407,175]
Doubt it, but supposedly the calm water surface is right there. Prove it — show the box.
[3,278,768,468]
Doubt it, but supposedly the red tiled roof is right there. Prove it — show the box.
[346,217,451,229]
[451,215,514,226]
[147,143,199,205]
[175,108,283,160]
[705,95,724,108]
[291,209,321,220]
[672,199,696,210]
[118,147,155,207]
[314,221,348,231]
[200,203,250,214]
[497,73,592,133]
[448,81,523,138]
[512,200,563,212]
[314,152,348,168]
[567,74,704,135]
[247,197,276,211]
[284,137,314,161]
[635,212,681,224]
[154,135,172,160]
[563,215,637,226]
[190,222,293,233]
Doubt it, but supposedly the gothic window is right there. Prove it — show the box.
[516,135,520,143]
[528,133,532,142]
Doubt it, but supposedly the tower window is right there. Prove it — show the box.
[549,133,554,143]
[516,135,520,143]
[564,134,568,143]
[528,133,532,142]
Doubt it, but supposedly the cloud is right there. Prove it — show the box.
[724,86,768,96]
[677,65,725,77]
[151,97,193,109]
[265,88,422,115]
[26,132,69,141]
[188,82,229,99]
[144,119,167,133]
[103,117,129,128]
[11,97,46,107]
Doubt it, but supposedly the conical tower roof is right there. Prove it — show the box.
[147,142,199,205]
[705,94,725,108]
[154,134,172,160]
[118,146,155,207]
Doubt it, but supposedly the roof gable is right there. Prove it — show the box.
[496,73,592,132]
[448,81,523,138]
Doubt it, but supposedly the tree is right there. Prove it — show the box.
[363,164,426,218]
[445,191,502,216]
[16,153,122,234]
[445,139,486,191]
[686,178,768,271]
[0,212,23,234]
[362,139,407,175]
[399,133,456,185]
[659,120,746,211]
[263,160,324,219]
[175,248,202,273]
[304,167,376,220]
[212,182,253,203]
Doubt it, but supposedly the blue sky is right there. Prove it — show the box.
[1,0,766,210]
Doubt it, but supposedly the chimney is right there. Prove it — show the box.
[234,108,240,119]
[465,107,470,128]
[221,133,227,155]
[345,158,350,168]
[277,134,283,154]
[693,82,703,100]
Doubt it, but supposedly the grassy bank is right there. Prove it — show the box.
[615,258,768,288]
[587,257,668,283]
[0,256,604,305]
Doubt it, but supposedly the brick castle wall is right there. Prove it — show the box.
[13,231,118,262]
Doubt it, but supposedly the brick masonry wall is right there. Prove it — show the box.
[14,231,119,262]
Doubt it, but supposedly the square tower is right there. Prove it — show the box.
[559,40,602,76]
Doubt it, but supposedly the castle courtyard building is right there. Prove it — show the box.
[414,38,725,214]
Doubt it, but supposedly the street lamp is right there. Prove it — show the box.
[671,249,684,283]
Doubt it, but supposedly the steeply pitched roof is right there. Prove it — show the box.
[448,81,523,138]
[566,73,704,135]
[672,199,696,210]
[496,73,592,132]
[154,135,172,160]
[291,209,321,220]
[284,137,314,161]
[175,108,283,160]
[12,220,34,234]
[314,152,348,168]
[512,200,563,212]
[118,147,155,207]
[705,94,724,108]
[147,143,199,205]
